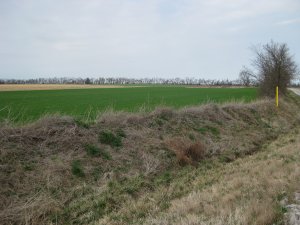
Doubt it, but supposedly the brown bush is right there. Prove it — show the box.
[166,137,206,166]
[178,142,206,166]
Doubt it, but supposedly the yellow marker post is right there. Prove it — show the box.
[276,86,279,107]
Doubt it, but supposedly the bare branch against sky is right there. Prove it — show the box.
[0,0,299,79]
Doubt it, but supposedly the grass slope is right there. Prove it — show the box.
[1,92,300,225]
[136,129,300,225]
[0,87,257,122]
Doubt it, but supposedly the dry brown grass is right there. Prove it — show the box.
[0,193,61,225]
[137,129,300,225]
[0,84,136,91]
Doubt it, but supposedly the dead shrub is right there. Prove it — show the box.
[166,137,206,166]
[140,152,160,175]
[178,142,206,166]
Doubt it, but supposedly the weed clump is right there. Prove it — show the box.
[74,118,90,128]
[71,160,85,177]
[155,171,172,186]
[22,161,36,171]
[85,144,112,160]
[99,130,123,147]
[197,125,220,136]
[92,166,103,181]
[116,129,126,138]
[85,144,100,156]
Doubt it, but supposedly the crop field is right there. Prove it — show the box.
[0,86,257,123]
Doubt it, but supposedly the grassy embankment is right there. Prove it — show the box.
[0,91,300,225]
[0,87,257,123]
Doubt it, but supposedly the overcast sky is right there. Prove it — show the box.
[0,0,299,80]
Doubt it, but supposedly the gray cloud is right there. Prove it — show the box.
[0,0,299,79]
[277,18,300,25]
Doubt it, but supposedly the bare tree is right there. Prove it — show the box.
[251,41,298,96]
[239,66,256,87]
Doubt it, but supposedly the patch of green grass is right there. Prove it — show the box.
[121,176,147,196]
[99,149,112,160]
[197,125,220,136]
[155,118,164,126]
[219,152,235,163]
[188,133,195,140]
[99,131,122,147]
[85,144,112,160]
[155,171,172,186]
[276,192,287,202]
[85,144,101,156]
[71,160,85,177]
[92,166,103,181]
[273,203,288,225]
[23,162,35,171]
[74,118,90,128]
[116,129,126,138]
[0,87,258,123]
[64,175,150,223]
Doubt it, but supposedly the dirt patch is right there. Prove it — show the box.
[186,85,245,88]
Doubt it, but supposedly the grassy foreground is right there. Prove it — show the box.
[0,87,257,122]
[135,128,300,225]
[1,92,299,225]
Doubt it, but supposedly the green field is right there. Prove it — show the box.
[0,87,257,123]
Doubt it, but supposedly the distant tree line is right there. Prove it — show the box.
[1,76,299,87]
[0,77,245,86]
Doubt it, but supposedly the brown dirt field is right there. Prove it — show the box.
[186,85,245,88]
[0,84,131,91]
